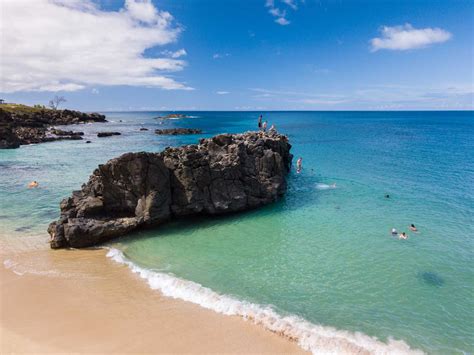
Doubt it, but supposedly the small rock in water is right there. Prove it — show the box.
[86,140,92,143]
[155,128,202,135]
[419,271,445,287]
[139,128,149,131]
[97,132,121,138]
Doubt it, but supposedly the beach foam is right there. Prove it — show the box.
[106,248,423,355]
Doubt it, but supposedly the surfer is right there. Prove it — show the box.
[296,157,303,173]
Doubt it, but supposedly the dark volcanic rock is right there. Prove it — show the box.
[139,127,149,131]
[50,128,84,137]
[48,131,292,248]
[97,132,121,138]
[155,128,202,135]
[0,108,106,148]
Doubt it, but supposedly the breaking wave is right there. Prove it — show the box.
[106,248,423,355]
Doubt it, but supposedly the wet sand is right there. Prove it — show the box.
[0,246,307,353]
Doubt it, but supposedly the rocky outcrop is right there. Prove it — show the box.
[0,107,106,148]
[97,132,121,138]
[155,128,202,135]
[48,131,292,248]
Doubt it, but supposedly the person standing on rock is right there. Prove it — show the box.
[258,115,263,130]
[296,157,303,173]
[262,121,268,132]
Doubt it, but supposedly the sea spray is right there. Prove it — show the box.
[106,248,423,355]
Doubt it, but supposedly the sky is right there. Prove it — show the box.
[1,0,473,111]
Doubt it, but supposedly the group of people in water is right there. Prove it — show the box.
[391,224,418,239]
[385,194,419,239]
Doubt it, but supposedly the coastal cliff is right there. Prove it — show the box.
[48,131,292,248]
[0,105,106,148]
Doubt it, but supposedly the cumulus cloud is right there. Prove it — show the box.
[370,24,452,52]
[0,0,192,93]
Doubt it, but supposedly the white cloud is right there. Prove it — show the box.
[370,24,452,52]
[213,53,230,59]
[216,91,230,95]
[162,49,187,58]
[269,7,286,17]
[91,88,100,94]
[282,0,297,10]
[250,85,474,110]
[0,0,192,93]
[265,0,300,25]
[275,17,290,25]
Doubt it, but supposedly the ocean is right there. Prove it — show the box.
[1,111,473,354]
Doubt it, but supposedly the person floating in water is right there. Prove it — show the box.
[391,228,398,236]
[262,121,268,132]
[399,232,408,240]
[258,115,263,130]
[28,181,39,188]
[409,224,418,232]
[296,157,303,173]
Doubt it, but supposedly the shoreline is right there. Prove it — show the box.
[1,243,306,353]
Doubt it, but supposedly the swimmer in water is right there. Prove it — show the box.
[28,181,39,188]
[296,157,303,173]
[409,224,418,232]
[391,228,398,236]
[385,194,390,198]
[399,232,408,240]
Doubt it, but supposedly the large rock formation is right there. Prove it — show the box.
[0,107,106,148]
[48,131,292,248]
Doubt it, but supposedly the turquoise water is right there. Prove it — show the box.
[1,111,473,353]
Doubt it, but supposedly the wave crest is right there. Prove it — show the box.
[106,248,422,354]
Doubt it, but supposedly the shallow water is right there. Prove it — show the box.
[1,111,473,354]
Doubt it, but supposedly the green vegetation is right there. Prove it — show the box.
[0,103,54,114]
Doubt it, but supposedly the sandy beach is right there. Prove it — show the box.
[0,243,306,354]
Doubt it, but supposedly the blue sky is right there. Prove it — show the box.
[1,0,473,110]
